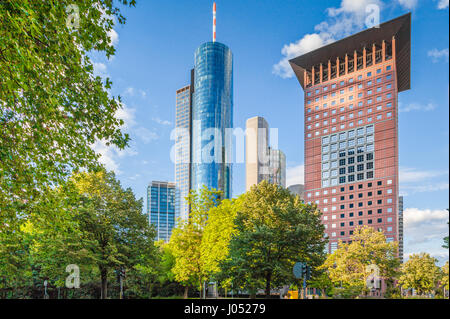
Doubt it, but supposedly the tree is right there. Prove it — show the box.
[169,186,222,298]
[201,198,239,279]
[221,181,326,298]
[398,253,441,296]
[71,170,158,299]
[0,0,135,232]
[441,262,449,293]
[321,226,400,297]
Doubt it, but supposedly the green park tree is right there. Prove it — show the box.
[441,261,449,294]
[398,253,441,296]
[321,226,400,297]
[169,186,222,298]
[0,0,135,232]
[221,181,326,298]
[71,170,158,299]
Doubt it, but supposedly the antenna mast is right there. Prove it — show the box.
[213,2,216,42]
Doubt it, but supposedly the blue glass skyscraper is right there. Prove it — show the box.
[191,41,233,199]
[148,181,176,242]
[174,4,233,217]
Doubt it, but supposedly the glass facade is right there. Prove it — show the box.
[175,85,192,221]
[148,181,176,242]
[191,42,233,199]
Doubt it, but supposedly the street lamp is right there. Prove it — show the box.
[44,280,49,299]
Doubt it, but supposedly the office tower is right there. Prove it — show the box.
[174,3,233,219]
[289,14,410,254]
[246,116,269,191]
[398,195,404,263]
[175,70,194,222]
[268,149,286,188]
[288,184,305,200]
[245,116,286,191]
[148,181,176,242]
[188,4,233,200]
[191,42,233,199]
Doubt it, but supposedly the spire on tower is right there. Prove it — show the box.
[213,2,216,42]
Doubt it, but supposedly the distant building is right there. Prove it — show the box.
[398,195,404,263]
[245,116,286,191]
[288,184,305,200]
[268,148,286,188]
[148,181,176,242]
[175,80,194,222]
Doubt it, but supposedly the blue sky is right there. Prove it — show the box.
[91,0,449,264]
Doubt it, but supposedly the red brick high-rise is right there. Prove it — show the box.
[289,14,410,255]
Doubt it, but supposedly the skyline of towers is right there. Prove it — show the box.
[289,13,410,254]
[245,116,286,191]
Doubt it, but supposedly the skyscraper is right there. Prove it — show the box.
[175,3,233,215]
[148,181,176,242]
[175,70,194,222]
[398,195,404,263]
[289,14,410,254]
[191,41,233,199]
[245,116,286,191]
[246,116,269,191]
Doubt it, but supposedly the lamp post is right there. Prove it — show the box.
[44,280,49,299]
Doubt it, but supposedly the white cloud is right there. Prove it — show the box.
[153,117,172,126]
[134,127,159,144]
[397,0,418,9]
[403,208,449,265]
[92,140,121,173]
[286,164,305,187]
[399,102,436,113]
[400,167,449,196]
[107,29,119,46]
[93,62,108,77]
[428,48,449,63]
[437,0,449,9]
[401,183,449,196]
[115,104,136,129]
[124,87,148,98]
[400,167,448,183]
[404,208,449,228]
[273,0,382,78]
[273,34,330,79]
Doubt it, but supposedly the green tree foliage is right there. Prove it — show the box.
[71,170,158,299]
[441,261,449,291]
[201,198,239,280]
[398,253,441,295]
[321,226,400,296]
[0,170,159,299]
[169,186,222,298]
[221,181,326,298]
[0,0,135,229]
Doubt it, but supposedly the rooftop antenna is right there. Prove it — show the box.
[213,2,216,42]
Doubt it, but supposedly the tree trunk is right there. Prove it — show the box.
[184,286,189,299]
[265,272,272,299]
[100,267,108,299]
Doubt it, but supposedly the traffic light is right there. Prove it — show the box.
[306,265,311,280]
